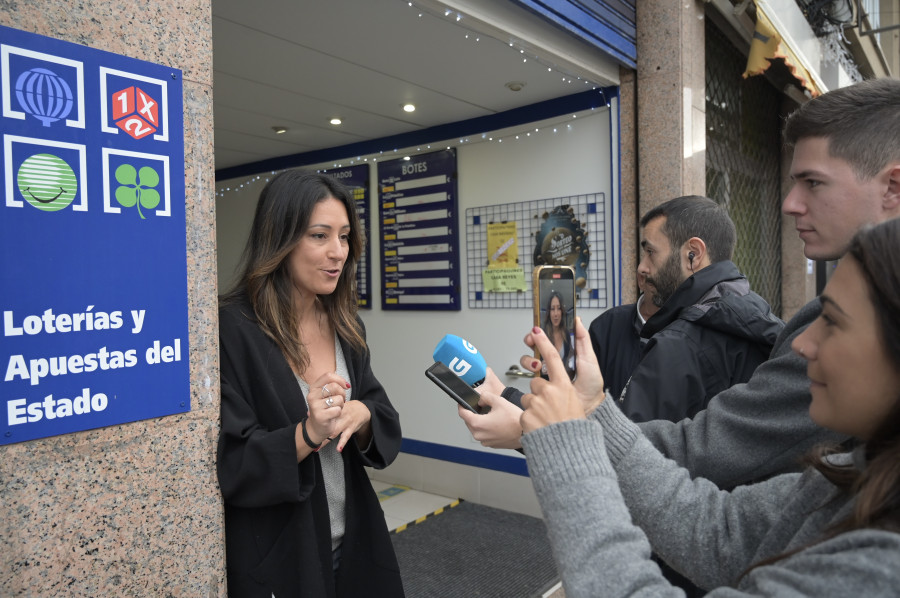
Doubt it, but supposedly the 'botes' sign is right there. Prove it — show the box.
[0,25,189,445]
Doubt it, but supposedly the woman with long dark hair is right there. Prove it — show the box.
[217,171,404,597]
[518,218,900,596]
[541,290,574,377]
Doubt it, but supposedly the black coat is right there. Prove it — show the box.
[217,298,404,597]
[589,302,646,400]
[618,261,784,423]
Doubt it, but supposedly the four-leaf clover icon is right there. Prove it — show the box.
[114,164,160,219]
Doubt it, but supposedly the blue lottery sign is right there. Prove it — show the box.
[1,25,189,445]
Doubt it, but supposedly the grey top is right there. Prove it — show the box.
[638,298,846,487]
[296,332,350,551]
[522,398,900,597]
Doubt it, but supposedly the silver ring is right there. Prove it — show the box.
[325,397,335,407]
[322,384,330,397]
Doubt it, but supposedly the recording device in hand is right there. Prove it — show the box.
[426,334,489,413]
[533,265,577,380]
[425,361,487,414]
[431,334,487,386]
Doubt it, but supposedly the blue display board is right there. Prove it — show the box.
[0,25,188,445]
[378,149,460,310]
[325,164,371,308]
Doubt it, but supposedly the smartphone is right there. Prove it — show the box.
[533,265,577,379]
[425,361,488,414]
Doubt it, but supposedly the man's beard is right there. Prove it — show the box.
[647,252,684,307]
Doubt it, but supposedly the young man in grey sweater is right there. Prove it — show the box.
[461,77,900,490]
[638,77,900,488]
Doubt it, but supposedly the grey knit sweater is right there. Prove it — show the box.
[522,399,900,597]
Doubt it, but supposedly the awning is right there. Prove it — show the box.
[742,0,825,97]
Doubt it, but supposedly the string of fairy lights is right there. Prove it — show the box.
[214,109,609,198]
[405,0,605,87]
[215,1,612,198]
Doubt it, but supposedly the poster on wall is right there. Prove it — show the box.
[533,205,591,289]
[325,164,371,308]
[0,25,189,445]
[378,149,460,310]
[465,193,610,310]
[482,220,526,293]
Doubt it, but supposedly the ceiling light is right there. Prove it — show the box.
[271,126,287,134]
[330,118,342,125]
[403,103,416,113]
[505,81,526,92]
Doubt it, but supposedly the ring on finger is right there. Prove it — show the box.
[325,397,334,407]
[322,384,330,398]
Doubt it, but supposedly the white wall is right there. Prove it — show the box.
[215,109,616,511]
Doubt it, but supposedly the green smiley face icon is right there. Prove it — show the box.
[17,153,77,212]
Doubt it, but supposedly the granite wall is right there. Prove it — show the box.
[635,0,707,213]
[0,1,224,595]
[618,66,640,302]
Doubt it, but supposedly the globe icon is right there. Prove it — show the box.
[17,154,78,212]
[15,67,74,127]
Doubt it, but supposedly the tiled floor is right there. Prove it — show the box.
[372,479,457,532]
[373,480,565,598]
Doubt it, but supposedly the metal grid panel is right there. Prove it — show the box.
[465,193,613,310]
[706,20,783,316]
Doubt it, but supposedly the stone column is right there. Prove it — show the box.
[618,67,640,302]
[635,0,707,213]
[0,2,224,595]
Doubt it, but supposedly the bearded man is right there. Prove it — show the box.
[619,195,785,422]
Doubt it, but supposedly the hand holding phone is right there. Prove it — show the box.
[425,361,489,414]
[533,265,577,380]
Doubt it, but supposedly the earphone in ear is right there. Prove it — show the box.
[688,251,695,262]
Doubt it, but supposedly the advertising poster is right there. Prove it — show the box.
[1,25,189,445]
[482,220,525,292]
[533,205,591,288]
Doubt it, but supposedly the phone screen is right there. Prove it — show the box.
[533,265,577,379]
[425,361,487,414]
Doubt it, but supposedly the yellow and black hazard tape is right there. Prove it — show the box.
[391,498,463,534]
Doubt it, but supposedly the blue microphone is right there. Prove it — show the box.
[432,334,487,386]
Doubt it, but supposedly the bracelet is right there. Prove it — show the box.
[301,418,322,450]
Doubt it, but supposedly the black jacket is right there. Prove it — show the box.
[589,301,646,400]
[618,261,784,423]
[217,298,404,598]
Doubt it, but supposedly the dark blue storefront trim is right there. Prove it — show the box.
[401,438,529,477]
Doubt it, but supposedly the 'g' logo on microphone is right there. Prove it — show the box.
[462,340,477,354]
[448,357,472,376]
